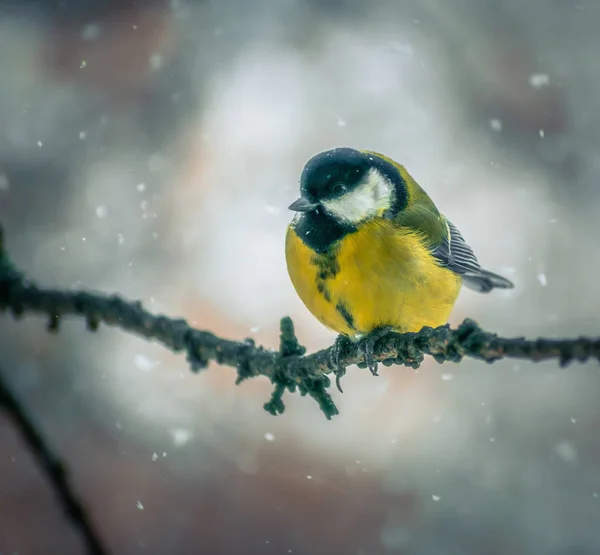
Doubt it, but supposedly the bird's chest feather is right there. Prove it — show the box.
[285,218,461,336]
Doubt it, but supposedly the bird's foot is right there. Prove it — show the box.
[330,334,352,393]
[357,326,394,376]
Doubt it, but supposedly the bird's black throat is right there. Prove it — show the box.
[293,209,356,254]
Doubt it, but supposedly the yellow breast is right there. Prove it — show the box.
[285,218,462,337]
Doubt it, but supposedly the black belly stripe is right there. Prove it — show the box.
[317,281,332,303]
[336,301,355,330]
[311,253,340,279]
[311,250,340,305]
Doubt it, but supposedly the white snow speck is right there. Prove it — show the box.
[149,54,164,71]
[264,204,280,215]
[250,325,261,333]
[79,131,87,140]
[162,452,167,458]
[148,154,167,172]
[134,354,157,372]
[0,174,9,192]
[151,452,158,461]
[593,492,599,499]
[170,428,193,447]
[390,41,414,56]
[554,440,577,464]
[81,24,101,41]
[489,119,502,132]
[264,432,275,441]
[95,206,107,219]
[307,475,312,480]
[117,234,125,245]
[37,141,43,147]
[432,495,441,502]
[571,418,577,424]
[337,117,347,127]
[441,373,453,381]
[539,129,545,138]
[529,73,550,89]
[137,183,146,192]
[537,272,548,286]
[136,501,144,510]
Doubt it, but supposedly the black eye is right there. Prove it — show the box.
[332,183,347,196]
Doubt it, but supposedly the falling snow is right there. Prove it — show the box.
[134,354,157,372]
[81,24,101,41]
[489,119,503,132]
[170,428,193,447]
[149,54,164,71]
[529,73,550,88]
[264,205,280,215]
[554,441,577,464]
[537,273,548,287]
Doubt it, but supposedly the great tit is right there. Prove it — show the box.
[285,147,513,389]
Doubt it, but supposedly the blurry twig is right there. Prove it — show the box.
[0,366,108,555]
[1,223,600,420]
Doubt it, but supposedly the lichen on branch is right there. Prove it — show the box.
[1,223,599,420]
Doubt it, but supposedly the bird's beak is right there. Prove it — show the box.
[288,197,318,212]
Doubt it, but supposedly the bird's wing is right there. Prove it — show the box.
[432,219,481,274]
[431,219,513,293]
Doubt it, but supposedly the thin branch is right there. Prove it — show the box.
[0,366,108,554]
[1,222,600,420]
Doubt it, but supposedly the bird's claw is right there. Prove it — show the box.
[330,335,351,393]
[358,326,393,376]
[330,327,392,391]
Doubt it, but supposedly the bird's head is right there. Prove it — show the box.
[289,147,408,225]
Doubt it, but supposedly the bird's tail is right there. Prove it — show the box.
[462,269,514,293]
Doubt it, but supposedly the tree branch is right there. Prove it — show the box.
[0,365,108,554]
[1,223,600,421]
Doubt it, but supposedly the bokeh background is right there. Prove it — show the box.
[1,0,600,553]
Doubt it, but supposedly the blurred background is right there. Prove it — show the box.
[1,0,600,553]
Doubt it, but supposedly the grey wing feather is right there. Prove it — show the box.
[432,219,514,293]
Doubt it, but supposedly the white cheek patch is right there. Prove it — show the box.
[322,168,394,224]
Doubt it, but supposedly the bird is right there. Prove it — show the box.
[285,147,514,391]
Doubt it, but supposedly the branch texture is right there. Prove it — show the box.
[0,365,108,555]
[1,224,600,420]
